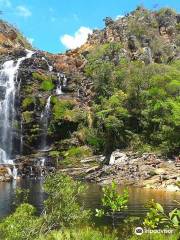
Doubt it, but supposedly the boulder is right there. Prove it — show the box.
[109,150,128,165]
[166,184,180,192]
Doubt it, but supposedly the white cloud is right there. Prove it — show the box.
[60,26,92,49]
[27,37,34,45]
[115,15,124,20]
[16,5,32,17]
[0,0,11,7]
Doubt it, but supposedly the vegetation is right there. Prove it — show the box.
[96,181,128,227]
[37,228,118,240]
[42,173,90,231]
[0,173,179,240]
[143,200,180,229]
[22,97,35,110]
[84,43,180,155]
[22,111,33,123]
[62,146,93,165]
[32,72,55,91]
[0,204,42,240]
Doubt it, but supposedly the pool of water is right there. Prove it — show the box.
[0,179,179,224]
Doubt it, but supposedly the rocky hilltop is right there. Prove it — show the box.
[86,7,180,63]
[0,7,179,191]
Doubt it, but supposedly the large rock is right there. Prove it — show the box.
[109,150,128,165]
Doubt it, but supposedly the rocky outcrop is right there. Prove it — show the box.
[85,7,180,64]
[84,151,180,192]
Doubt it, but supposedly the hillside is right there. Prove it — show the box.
[0,7,179,190]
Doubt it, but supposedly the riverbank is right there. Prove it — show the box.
[0,151,179,192]
[59,151,180,192]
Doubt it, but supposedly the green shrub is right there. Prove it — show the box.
[63,146,93,165]
[38,227,118,240]
[32,72,51,82]
[0,204,42,240]
[32,72,55,91]
[22,97,35,110]
[40,80,55,91]
[76,128,104,152]
[42,173,90,231]
[51,98,75,121]
[22,111,33,123]
[128,233,179,240]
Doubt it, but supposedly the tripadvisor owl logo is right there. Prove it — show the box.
[135,227,144,235]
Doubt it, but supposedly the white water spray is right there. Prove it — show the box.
[0,50,34,178]
[40,96,51,150]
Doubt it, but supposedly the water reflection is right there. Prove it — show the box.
[0,180,179,222]
[0,179,45,218]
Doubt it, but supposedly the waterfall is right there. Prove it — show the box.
[12,166,17,180]
[40,96,51,150]
[0,49,34,178]
[56,73,67,95]
[41,57,53,72]
[56,73,63,95]
[41,158,45,167]
[20,119,23,154]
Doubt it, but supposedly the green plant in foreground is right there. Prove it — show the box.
[13,188,30,207]
[0,204,42,240]
[143,200,180,229]
[37,227,118,240]
[42,173,90,232]
[96,181,129,228]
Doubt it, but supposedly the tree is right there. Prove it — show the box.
[42,173,90,232]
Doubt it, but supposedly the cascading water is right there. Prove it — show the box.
[40,96,51,150]
[0,49,34,178]
[56,73,67,95]
[41,57,53,72]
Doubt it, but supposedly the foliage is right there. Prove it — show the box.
[76,127,104,152]
[40,80,55,91]
[22,97,35,110]
[157,8,177,17]
[143,200,180,229]
[63,146,93,165]
[49,150,60,159]
[128,233,179,240]
[96,181,128,227]
[84,43,180,155]
[51,97,75,121]
[22,111,33,123]
[13,188,30,207]
[0,204,42,240]
[42,173,90,231]
[32,72,52,82]
[93,90,130,153]
[32,72,55,91]
[37,227,118,240]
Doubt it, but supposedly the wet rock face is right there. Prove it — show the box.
[0,85,6,100]
[1,47,89,156]
[15,155,56,178]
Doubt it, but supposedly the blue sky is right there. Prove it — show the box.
[0,0,180,53]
